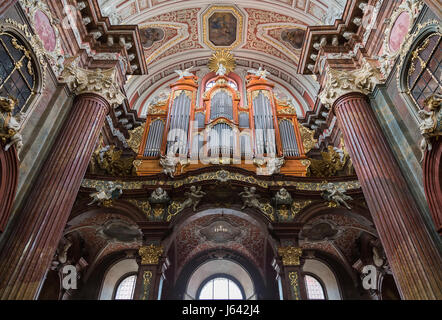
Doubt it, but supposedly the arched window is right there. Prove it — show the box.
[305,275,326,300]
[407,32,441,109]
[205,79,238,92]
[197,275,245,300]
[0,32,37,115]
[114,274,137,300]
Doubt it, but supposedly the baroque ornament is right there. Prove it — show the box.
[208,50,236,75]
[418,94,441,161]
[278,246,302,266]
[88,181,123,207]
[139,244,163,265]
[298,123,317,154]
[319,59,384,108]
[61,57,125,107]
[127,123,146,153]
[0,97,24,159]
[239,187,275,221]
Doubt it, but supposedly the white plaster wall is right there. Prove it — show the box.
[99,259,138,300]
[303,259,342,300]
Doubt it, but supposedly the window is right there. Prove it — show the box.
[0,32,36,115]
[205,79,238,92]
[114,275,137,300]
[407,33,441,109]
[305,275,326,300]
[198,276,244,300]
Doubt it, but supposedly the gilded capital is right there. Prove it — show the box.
[319,59,383,109]
[61,57,125,107]
[138,244,164,265]
[278,246,302,266]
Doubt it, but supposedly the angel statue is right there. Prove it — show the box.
[89,181,123,206]
[148,187,170,204]
[321,183,353,210]
[247,67,270,79]
[3,112,24,159]
[182,186,206,212]
[174,66,194,79]
[160,150,179,178]
[239,187,262,210]
[418,94,441,162]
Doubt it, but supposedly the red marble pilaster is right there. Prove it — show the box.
[0,0,17,17]
[423,138,442,236]
[333,92,442,300]
[0,144,18,233]
[0,93,110,300]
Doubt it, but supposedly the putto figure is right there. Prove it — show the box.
[174,66,194,79]
[321,183,353,210]
[160,151,179,178]
[247,67,270,79]
[239,187,262,210]
[89,181,123,206]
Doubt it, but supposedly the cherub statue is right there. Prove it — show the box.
[174,66,193,79]
[89,181,123,206]
[418,94,441,162]
[182,186,206,212]
[247,67,270,79]
[321,183,353,210]
[160,150,179,178]
[148,187,170,204]
[273,188,293,206]
[239,187,262,210]
[3,112,24,159]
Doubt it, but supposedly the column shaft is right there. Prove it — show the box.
[334,92,442,299]
[0,93,109,299]
[0,0,17,17]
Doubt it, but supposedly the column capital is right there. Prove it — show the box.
[319,59,384,109]
[138,244,164,265]
[61,57,125,107]
[278,246,302,266]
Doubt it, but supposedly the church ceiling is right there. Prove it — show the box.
[98,1,346,104]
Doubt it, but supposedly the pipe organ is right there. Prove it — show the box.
[135,72,309,176]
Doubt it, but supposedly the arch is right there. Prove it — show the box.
[113,273,138,300]
[0,144,18,232]
[99,258,138,300]
[187,260,253,300]
[303,259,341,300]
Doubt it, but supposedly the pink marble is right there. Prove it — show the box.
[389,12,410,53]
[34,9,56,52]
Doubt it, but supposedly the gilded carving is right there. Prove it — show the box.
[90,140,135,177]
[298,124,317,154]
[278,246,302,266]
[289,272,300,300]
[307,145,351,177]
[291,200,313,217]
[128,123,146,153]
[139,244,163,265]
[208,50,236,75]
[142,271,153,300]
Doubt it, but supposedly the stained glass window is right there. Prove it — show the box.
[407,33,441,109]
[305,275,326,300]
[198,277,244,300]
[0,33,36,115]
[114,275,137,300]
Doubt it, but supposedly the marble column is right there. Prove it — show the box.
[0,0,17,17]
[0,64,124,299]
[332,92,442,299]
[423,0,442,18]
[276,246,307,300]
[423,138,441,236]
[134,244,167,300]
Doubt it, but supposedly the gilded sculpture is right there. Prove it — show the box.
[278,246,302,266]
[139,244,163,265]
[307,144,351,177]
[90,143,135,177]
